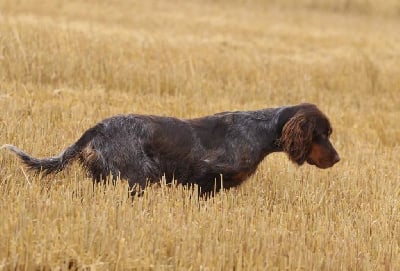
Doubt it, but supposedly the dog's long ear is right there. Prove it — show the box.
[279,111,315,165]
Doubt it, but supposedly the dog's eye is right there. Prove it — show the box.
[313,134,322,141]
[314,133,327,141]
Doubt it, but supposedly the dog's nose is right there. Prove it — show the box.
[332,153,340,164]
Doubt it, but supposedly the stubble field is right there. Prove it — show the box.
[0,0,400,270]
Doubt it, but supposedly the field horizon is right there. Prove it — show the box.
[1,0,399,270]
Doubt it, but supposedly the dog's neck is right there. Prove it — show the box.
[258,105,303,153]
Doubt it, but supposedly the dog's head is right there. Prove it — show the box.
[279,103,340,169]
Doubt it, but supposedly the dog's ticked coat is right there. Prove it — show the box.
[3,103,340,195]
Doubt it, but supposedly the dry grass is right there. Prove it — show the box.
[0,0,400,270]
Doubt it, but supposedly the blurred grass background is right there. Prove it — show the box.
[0,0,399,269]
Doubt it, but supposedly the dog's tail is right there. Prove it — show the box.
[2,124,102,176]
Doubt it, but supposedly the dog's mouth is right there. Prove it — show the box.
[307,157,339,169]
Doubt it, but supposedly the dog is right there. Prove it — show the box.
[3,103,340,195]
